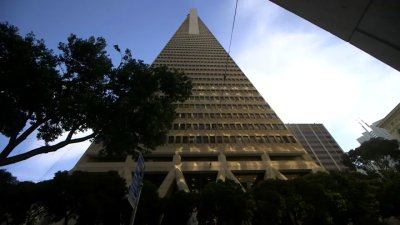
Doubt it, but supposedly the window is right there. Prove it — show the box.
[282,136,290,143]
[268,136,276,143]
[223,136,229,143]
[175,136,182,143]
[199,124,205,130]
[210,136,216,143]
[168,136,174,143]
[243,136,250,143]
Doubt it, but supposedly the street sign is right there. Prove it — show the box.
[128,152,145,209]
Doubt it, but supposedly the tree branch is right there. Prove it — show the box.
[66,126,79,141]
[0,132,96,166]
[0,119,46,160]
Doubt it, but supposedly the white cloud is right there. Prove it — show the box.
[232,1,400,151]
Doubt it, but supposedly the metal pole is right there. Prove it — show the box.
[129,182,143,225]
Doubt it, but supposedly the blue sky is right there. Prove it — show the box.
[1,0,399,181]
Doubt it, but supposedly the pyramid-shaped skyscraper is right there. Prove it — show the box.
[72,9,320,197]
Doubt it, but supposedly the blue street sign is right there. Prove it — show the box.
[128,152,145,209]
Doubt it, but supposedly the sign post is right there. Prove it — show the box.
[129,151,145,225]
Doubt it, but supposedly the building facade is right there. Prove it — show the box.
[376,103,400,142]
[72,9,320,197]
[287,124,347,171]
[357,120,394,144]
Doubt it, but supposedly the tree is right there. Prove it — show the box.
[251,172,384,225]
[251,179,290,225]
[39,171,130,225]
[377,172,400,220]
[134,180,163,225]
[344,138,400,175]
[197,180,252,225]
[0,170,43,225]
[0,22,192,166]
[0,170,130,225]
[161,190,196,225]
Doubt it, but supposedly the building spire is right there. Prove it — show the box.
[188,8,199,34]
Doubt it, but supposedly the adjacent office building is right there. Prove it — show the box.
[72,9,320,197]
[287,124,347,171]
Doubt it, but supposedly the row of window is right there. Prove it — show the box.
[190,77,248,81]
[193,87,255,92]
[164,66,241,73]
[176,112,279,119]
[159,52,229,58]
[192,83,253,87]
[311,150,343,155]
[192,90,258,94]
[186,72,244,77]
[165,45,222,50]
[157,63,237,68]
[156,56,234,61]
[171,123,286,131]
[167,135,297,144]
[155,59,235,64]
[164,47,224,51]
[175,104,270,110]
[161,49,226,55]
[187,96,263,101]
[168,37,216,41]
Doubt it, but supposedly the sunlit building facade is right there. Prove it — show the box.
[72,9,320,197]
[376,103,400,142]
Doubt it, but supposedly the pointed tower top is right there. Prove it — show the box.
[188,8,199,35]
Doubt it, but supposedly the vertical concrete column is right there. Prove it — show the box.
[173,151,190,192]
[262,151,287,180]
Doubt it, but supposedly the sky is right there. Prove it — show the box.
[1,0,399,181]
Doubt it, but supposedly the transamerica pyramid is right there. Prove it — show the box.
[72,9,321,197]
